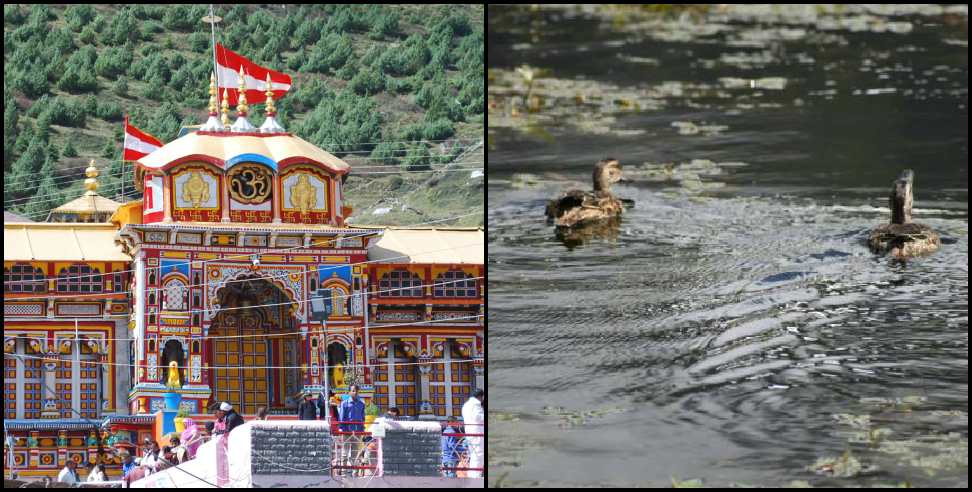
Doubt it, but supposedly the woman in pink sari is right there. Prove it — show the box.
[180,418,202,460]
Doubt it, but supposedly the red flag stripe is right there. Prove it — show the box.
[215,43,292,106]
[124,116,163,161]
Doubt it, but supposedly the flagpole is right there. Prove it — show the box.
[204,5,222,111]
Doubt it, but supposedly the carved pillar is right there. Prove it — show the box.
[417,351,434,419]
[221,175,231,222]
[57,430,68,468]
[28,431,40,469]
[162,175,173,223]
[41,352,59,419]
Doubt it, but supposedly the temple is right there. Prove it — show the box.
[3,71,483,480]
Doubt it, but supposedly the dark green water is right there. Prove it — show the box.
[488,5,968,487]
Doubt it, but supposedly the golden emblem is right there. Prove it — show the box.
[182,171,210,208]
[290,174,317,213]
[230,165,271,204]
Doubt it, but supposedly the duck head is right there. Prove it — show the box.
[890,169,913,225]
[592,158,625,192]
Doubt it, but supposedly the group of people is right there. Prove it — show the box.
[296,385,363,428]
[54,389,484,484]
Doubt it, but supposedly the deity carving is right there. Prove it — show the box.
[182,171,210,208]
[166,360,182,388]
[332,362,346,388]
[290,174,317,212]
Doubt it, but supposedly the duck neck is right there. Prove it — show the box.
[592,168,611,193]
[890,175,913,225]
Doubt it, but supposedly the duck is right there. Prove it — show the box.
[868,169,940,258]
[545,158,631,228]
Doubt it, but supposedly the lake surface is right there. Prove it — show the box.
[487,5,968,487]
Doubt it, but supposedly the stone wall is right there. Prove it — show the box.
[377,420,443,477]
[249,421,332,475]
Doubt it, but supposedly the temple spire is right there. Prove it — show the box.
[84,160,99,195]
[231,66,255,132]
[221,88,231,129]
[200,71,224,131]
[259,72,285,133]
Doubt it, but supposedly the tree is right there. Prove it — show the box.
[370,141,405,166]
[349,67,385,96]
[26,155,62,220]
[35,110,53,144]
[95,46,134,79]
[13,62,50,98]
[113,76,130,97]
[64,4,96,31]
[9,139,46,201]
[297,89,382,155]
[162,5,195,32]
[401,144,431,172]
[3,100,19,166]
[62,139,78,157]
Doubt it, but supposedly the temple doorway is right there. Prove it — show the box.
[210,276,300,414]
[326,342,348,389]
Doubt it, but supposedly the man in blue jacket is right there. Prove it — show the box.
[338,384,365,432]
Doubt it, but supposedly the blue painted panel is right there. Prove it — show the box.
[318,265,351,285]
[226,153,278,172]
[161,259,190,279]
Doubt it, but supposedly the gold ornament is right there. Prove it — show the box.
[290,174,317,213]
[182,171,210,208]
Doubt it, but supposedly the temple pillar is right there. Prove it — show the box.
[417,352,434,420]
[221,175,231,222]
[162,175,173,223]
[57,430,68,468]
[28,431,40,469]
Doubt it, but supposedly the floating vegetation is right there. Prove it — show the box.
[671,476,705,488]
[808,449,869,478]
[626,159,745,193]
[488,67,721,137]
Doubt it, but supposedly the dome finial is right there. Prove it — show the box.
[236,66,249,117]
[221,87,231,129]
[264,72,276,117]
[84,159,99,195]
[208,72,218,115]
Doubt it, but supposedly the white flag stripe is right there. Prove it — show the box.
[124,132,162,154]
[216,63,291,92]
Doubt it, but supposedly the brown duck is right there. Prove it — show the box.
[868,169,940,258]
[545,158,630,228]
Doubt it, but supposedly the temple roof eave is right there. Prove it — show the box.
[135,132,351,176]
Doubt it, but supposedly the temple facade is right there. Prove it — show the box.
[3,73,483,480]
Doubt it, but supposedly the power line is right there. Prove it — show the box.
[4,352,484,371]
[5,139,483,183]
[2,160,484,204]
[5,274,485,336]
[4,210,481,286]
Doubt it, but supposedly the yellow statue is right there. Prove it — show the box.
[332,362,345,388]
[290,174,317,213]
[166,361,181,388]
[182,171,210,208]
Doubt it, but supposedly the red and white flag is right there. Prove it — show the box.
[216,42,292,106]
[123,116,164,161]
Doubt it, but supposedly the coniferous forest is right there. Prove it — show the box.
[4,4,484,225]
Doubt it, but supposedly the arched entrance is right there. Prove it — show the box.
[209,275,301,414]
[327,342,348,389]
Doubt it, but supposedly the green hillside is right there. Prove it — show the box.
[3,4,483,226]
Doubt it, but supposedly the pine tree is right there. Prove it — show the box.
[9,139,46,202]
[25,154,61,220]
[4,100,19,166]
[62,139,78,157]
